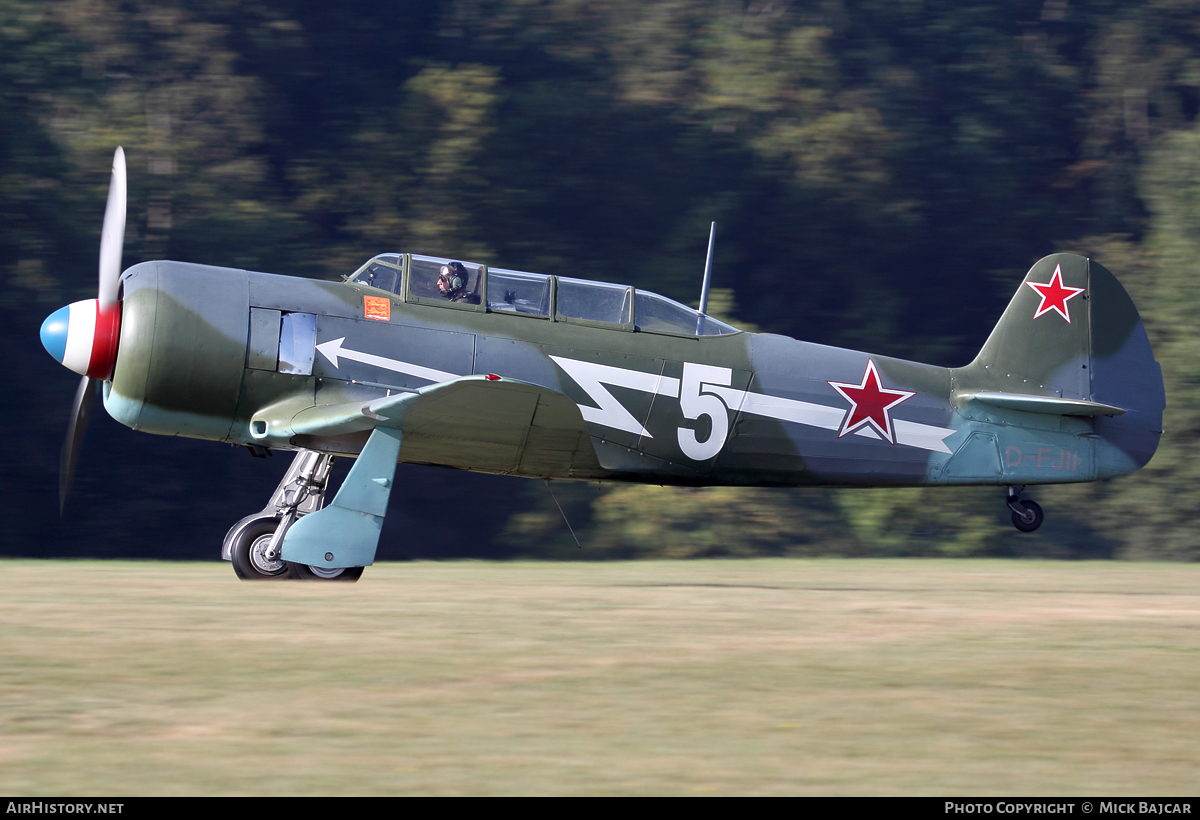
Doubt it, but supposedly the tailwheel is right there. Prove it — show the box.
[231,518,289,580]
[1006,485,1044,533]
[286,562,364,582]
[1011,499,1044,532]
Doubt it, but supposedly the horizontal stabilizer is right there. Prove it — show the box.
[969,392,1126,417]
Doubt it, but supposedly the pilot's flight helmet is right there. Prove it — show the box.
[439,262,468,296]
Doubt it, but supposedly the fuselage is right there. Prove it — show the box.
[98,257,1151,489]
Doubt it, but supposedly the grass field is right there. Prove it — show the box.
[0,559,1197,795]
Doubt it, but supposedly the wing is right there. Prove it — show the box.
[283,375,604,478]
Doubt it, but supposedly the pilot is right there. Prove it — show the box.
[438,262,469,300]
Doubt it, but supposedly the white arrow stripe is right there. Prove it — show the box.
[316,337,456,383]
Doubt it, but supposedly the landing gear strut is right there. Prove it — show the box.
[1006,485,1044,533]
[223,450,360,581]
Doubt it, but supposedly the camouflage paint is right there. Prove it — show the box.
[97,253,1162,491]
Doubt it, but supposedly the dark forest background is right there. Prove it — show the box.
[2,0,1198,562]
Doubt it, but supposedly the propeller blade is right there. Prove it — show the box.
[98,146,126,309]
[60,375,99,515]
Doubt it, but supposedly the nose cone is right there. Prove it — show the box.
[40,305,70,364]
[39,298,119,378]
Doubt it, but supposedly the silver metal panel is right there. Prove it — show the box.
[279,312,316,375]
[248,308,281,371]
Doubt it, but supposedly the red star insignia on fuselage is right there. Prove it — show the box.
[1025,263,1085,323]
[827,359,916,445]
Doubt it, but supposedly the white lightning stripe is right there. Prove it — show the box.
[655,375,681,397]
[549,356,663,437]
[316,337,456,383]
[709,386,843,431]
[893,420,954,454]
[318,346,958,456]
[708,383,954,453]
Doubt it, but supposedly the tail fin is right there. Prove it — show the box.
[959,253,1164,474]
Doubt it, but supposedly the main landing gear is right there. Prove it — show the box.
[1005,485,1044,533]
[223,450,363,582]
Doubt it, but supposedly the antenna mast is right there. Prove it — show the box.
[697,221,716,334]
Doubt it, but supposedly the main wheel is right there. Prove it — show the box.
[1011,499,1044,533]
[231,519,289,580]
[286,561,364,582]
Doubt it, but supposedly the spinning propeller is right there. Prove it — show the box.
[39,147,127,512]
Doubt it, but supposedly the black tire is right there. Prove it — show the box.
[231,518,290,580]
[1011,499,1044,533]
[285,561,364,582]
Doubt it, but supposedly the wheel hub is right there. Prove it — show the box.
[307,564,346,579]
[249,533,286,575]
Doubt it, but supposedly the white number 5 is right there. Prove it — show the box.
[677,362,732,461]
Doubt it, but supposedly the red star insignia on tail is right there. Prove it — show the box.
[1026,263,1085,323]
[828,359,916,445]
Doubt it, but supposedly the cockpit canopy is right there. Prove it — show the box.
[346,253,739,337]
[351,254,402,295]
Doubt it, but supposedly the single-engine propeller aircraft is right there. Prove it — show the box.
[40,149,1165,580]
